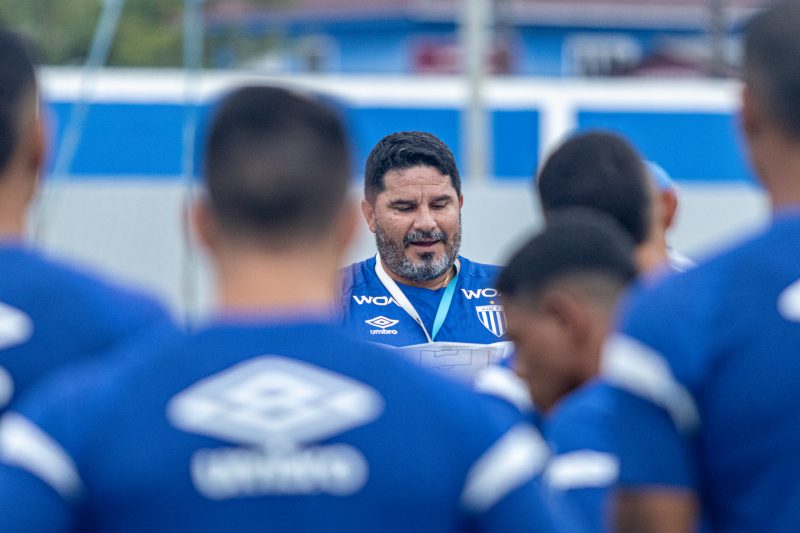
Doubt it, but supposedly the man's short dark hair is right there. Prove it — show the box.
[0,28,37,174]
[205,85,351,242]
[744,0,800,138]
[498,207,637,304]
[364,131,461,202]
[536,130,651,245]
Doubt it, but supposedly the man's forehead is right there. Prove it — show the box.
[379,165,456,198]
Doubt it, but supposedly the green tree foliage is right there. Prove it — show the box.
[0,0,103,64]
[110,0,183,67]
[0,0,184,66]
[0,0,291,67]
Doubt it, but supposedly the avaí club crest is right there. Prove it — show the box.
[475,304,506,337]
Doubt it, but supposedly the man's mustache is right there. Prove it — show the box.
[404,230,448,247]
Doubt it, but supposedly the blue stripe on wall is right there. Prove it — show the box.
[41,100,754,183]
[577,110,757,184]
[493,109,539,180]
[47,101,200,179]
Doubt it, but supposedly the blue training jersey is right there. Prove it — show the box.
[600,209,800,532]
[475,360,615,533]
[475,355,618,533]
[542,381,620,533]
[0,243,170,412]
[0,315,557,533]
[339,255,505,345]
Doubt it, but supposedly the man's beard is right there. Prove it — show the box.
[375,221,462,282]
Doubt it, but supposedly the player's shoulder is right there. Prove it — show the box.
[11,321,184,433]
[458,256,501,278]
[2,245,168,322]
[553,380,614,419]
[547,381,616,445]
[621,220,781,330]
[340,335,551,521]
[309,325,524,432]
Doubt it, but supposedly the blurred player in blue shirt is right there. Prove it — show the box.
[601,1,800,531]
[0,28,169,414]
[0,85,559,532]
[496,208,637,533]
[339,132,510,381]
[536,130,692,276]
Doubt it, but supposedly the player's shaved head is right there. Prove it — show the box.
[205,86,351,244]
[0,28,37,178]
[536,131,652,246]
[744,0,800,138]
[498,207,637,307]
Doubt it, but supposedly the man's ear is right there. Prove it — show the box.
[659,189,678,231]
[190,198,219,257]
[741,85,762,143]
[30,106,46,179]
[361,198,377,233]
[458,194,464,209]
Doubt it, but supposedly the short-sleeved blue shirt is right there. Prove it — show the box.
[0,243,170,412]
[601,209,800,531]
[0,316,558,532]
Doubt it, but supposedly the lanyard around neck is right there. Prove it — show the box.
[374,254,460,343]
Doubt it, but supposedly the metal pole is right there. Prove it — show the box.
[35,0,127,242]
[709,0,727,77]
[181,0,205,325]
[460,0,492,184]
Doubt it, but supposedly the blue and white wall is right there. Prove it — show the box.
[34,69,768,318]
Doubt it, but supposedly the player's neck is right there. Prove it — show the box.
[770,174,800,211]
[0,176,31,240]
[754,134,800,210]
[215,247,339,313]
[0,200,27,241]
[635,239,669,276]
[386,262,455,290]
[0,218,25,240]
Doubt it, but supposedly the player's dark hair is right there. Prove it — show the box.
[743,0,800,139]
[364,131,461,202]
[205,85,351,242]
[498,207,637,304]
[536,130,651,245]
[0,28,37,175]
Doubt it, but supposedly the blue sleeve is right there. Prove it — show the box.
[0,461,74,531]
[433,385,561,532]
[606,385,696,489]
[460,421,562,533]
[544,387,618,533]
[600,282,702,491]
[0,390,88,530]
[84,281,172,346]
[472,473,565,533]
[0,349,144,529]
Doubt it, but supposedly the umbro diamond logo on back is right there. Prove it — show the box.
[167,356,384,447]
[166,356,384,499]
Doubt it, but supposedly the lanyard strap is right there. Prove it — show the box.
[374,254,460,343]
